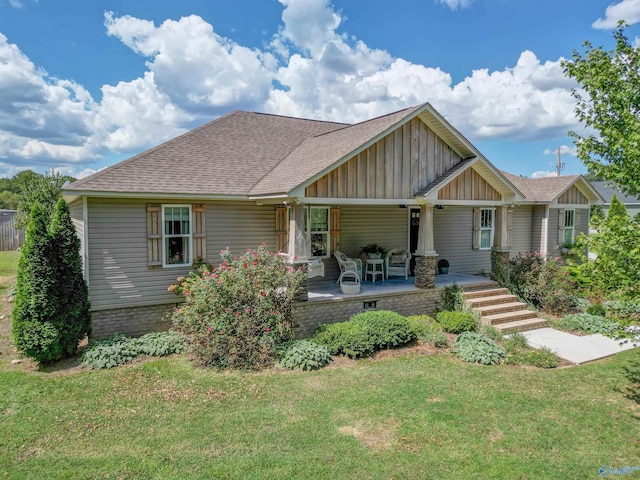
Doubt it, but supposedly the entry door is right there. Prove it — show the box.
[409,208,420,275]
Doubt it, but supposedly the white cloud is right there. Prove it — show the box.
[543,145,577,156]
[531,170,558,178]
[436,0,472,11]
[7,0,24,8]
[593,0,640,29]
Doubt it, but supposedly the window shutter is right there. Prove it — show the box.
[557,208,565,245]
[275,206,287,253]
[472,207,480,249]
[330,207,340,252]
[507,207,513,248]
[147,204,162,267]
[574,209,581,236]
[192,204,206,262]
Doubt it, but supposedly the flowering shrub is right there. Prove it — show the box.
[492,251,578,315]
[171,245,307,369]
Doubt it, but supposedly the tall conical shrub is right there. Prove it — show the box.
[50,198,91,356]
[12,203,62,362]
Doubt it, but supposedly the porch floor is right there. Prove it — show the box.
[307,273,495,301]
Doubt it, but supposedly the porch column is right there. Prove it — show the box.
[492,206,511,270]
[287,204,309,301]
[414,204,438,289]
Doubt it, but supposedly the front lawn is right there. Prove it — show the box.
[1,347,638,479]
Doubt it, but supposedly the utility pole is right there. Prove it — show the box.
[556,147,565,177]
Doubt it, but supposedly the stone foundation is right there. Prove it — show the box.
[90,303,176,339]
[293,288,443,338]
[414,256,436,289]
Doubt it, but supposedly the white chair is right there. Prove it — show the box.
[333,251,363,283]
[307,258,325,278]
[385,249,411,280]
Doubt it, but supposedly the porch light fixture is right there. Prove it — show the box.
[436,205,444,210]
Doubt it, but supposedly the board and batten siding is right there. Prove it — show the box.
[510,205,533,256]
[87,198,276,311]
[433,206,491,275]
[437,168,501,201]
[69,199,85,272]
[305,118,463,199]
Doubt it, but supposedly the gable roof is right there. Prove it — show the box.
[590,181,640,205]
[65,111,346,196]
[501,172,602,204]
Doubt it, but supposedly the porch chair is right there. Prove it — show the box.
[307,258,325,278]
[333,251,363,283]
[385,249,411,280]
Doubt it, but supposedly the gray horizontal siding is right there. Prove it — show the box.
[547,207,589,257]
[433,206,491,275]
[510,205,533,256]
[87,198,276,311]
[531,206,546,254]
[69,199,85,272]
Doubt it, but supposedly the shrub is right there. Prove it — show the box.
[350,310,415,350]
[586,303,606,317]
[81,332,186,369]
[442,284,465,311]
[277,340,332,371]
[436,311,476,334]
[481,325,504,343]
[421,331,449,348]
[506,347,559,369]
[454,332,505,365]
[558,313,619,337]
[171,245,306,369]
[313,321,374,359]
[604,300,640,324]
[503,332,529,353]
[406,315,442,340]
[491,252,578,315]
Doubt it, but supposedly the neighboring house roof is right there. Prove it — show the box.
[65,111,346,196]
[590,181,640,205]
[500,172,602,204]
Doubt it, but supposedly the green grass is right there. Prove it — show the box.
[0,250,19,277]
[1,350,638,479]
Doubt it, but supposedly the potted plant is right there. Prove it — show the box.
[437,258,449,275]
[361,243,386,259]
[561,243,575,255]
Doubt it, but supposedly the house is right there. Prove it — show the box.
[63,103,603,338]
[590,181,640,218]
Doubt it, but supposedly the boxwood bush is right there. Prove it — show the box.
[454,332,505,365]
[313,321,374,359]
[406,315,442,340]
[436,311,477,334]
[350,310,415,350]
[277,340,332,371]
[421,331,449,348]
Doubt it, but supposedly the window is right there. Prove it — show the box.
[163,205,191,267]
[307,207,330,258]
[480,208,494,250]
[564,209,575,245]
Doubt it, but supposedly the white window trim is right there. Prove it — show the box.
[564,209,575,245]
[162,204,193,268]
[479,208,495,250]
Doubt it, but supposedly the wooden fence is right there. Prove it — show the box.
[0,215,24,251]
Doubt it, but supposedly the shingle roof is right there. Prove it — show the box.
[590,181,640,205]
[249,105,422,195]
[500,171,581,202]
[65,111,347,195]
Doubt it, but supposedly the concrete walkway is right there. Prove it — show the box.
[519,327,637,364]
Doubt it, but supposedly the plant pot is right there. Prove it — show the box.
[439,267,449,275]
[367,253,382,259]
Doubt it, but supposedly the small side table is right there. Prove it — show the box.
[365,258,385,283]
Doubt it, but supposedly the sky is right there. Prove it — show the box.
[1,0,639,181]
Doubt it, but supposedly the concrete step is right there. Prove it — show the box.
[483,309,539,325]
[493,318,549,334]
[473,301,530,317]
[466,294,519,308]
[462,281,498,292]
[464,288,508,299]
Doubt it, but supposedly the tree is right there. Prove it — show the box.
[577,195,640,300]
[15,171,75,228]
[12,203,62,363]
[563,24,640,197]
[49,198,91,356]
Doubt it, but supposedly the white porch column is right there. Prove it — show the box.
[287,204,309,262]
[414,204,437,289]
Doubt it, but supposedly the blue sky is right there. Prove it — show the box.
[1,0,639,180]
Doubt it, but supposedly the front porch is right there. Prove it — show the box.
[307,273,495,301]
